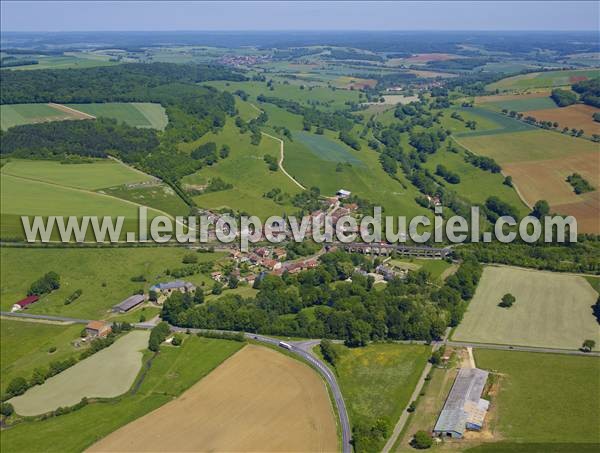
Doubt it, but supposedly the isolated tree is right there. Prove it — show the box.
[6,377,28,397]
[0,402,14,417]
[211,282,223,295]
[320,339,338,367]
[412,430,433,449]
[499,293,516,308]
[582,339,596,352]
[503,175,513,187]
[531,200,550,219]
[228,276,239,289]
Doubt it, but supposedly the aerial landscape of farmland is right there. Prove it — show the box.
[0,1,599,453]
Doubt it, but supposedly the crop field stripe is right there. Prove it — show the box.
[49,103,96,119]
[454,107,536,137]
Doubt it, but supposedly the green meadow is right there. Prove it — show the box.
[473,349,600,445]
[0,319,85,395]
[422,145,529,216]
[0,336,243,453]
[451,107,536,137]
[10,331,150,416]
[181,120,302,218]
[456,129,597,163]
[1,159,151,190]
[66,103,168,130]
[206,79,362,111]
[487,69,600,92]
[388,258,455,282]
[326,343,430,452]
[480,96,557,113]
[0,247,225,319]
[6,55,118,71]
[295,130,365,166]
[1,104,76,130]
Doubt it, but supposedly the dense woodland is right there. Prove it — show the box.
[161,251,482,344]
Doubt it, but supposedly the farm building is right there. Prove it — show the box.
[85,320,112,338]
[433,368,490,438]
[150,281,195,295]
[112,294,146,313]
[336,189,352,199]
[11,295,39,312]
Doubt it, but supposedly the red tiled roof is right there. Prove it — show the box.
[16,295,39,307]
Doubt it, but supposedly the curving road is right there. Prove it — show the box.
[260,131,307,190]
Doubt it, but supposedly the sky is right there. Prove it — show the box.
[1,1,598,32]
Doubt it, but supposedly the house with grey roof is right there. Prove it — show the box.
[433,368,490,438]
[150,280,196,297]
[112,294,146,313]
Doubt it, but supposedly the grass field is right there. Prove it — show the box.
[388,258,454,282]
[5,55,118,71]
[0,336,243,453]
[329,343,430,451]
[523,104,600,136]
[10,330,150,416]
[477,94,557,113]
[456,129,599,232]
[295,130,365,166]
[0,159,180,239]
[0,103,81,130]
[101,182,190,217]
[1,159,151,190]
[394,366,458,452]
[473,349,600,445]
[487,69,600,92]
[88,344,338,452]
[0,319,85,394]
[453,266,599,350]
[65,103,168,130]
[422,145,529,216]
[0,247,225,319]
[180,120,302,218]
[206,79,362,111]
[451,107,536,137]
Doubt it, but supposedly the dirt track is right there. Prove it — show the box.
[87,344,338,452]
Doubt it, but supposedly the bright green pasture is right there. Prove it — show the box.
[206,79,361,111]
[0,319,84,395]
[181,120,302,218]
[235,97,261,121]
[487,69,600,92]
[450,107,536,137]
[474,349,600,444]
[0,104,77,130]
[0,173,153,240]
[453,266,599,350]
[0,336,243,453]
[101,183,189,217]
[480,96,557,112]
[456,129,598,163]
[66,103,168,130]
[388,258,454,282]
[6,55,118,71]
[283,129,427,219]
[0,247,225,319]
[328,343,430,452]
[10,330,150,416]
[295,130,365,166]
[1,159,150,190]
[422,145,529,216]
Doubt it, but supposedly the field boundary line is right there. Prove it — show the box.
[1,171,174,220]
[48,103,96,120]
[261,131,307,190]
[450,136,533,210]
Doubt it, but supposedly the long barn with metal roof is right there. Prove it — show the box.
[433,367,490,438]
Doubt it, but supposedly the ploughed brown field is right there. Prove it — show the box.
[523,104,600,136]
[87,344,338,453]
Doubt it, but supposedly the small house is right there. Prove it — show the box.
[85,320,112,338]
[336,189,352,199]
[150,281,196,295]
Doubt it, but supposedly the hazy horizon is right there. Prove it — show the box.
[2,1,598,32]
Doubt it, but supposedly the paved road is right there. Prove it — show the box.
[0,311,90,324]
